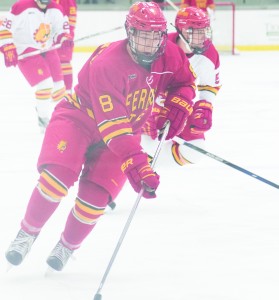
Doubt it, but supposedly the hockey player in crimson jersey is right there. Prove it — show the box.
[0,0,73,132]
[5,2,196,272]
[54,0,77,93]
[141,6,221,166]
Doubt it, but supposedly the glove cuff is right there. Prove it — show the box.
[194,100,213,111]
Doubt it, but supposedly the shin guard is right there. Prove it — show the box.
[62,181,110,249]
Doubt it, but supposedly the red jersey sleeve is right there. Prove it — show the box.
[55,0,77,35]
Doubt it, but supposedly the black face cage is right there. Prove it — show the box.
[185,27,212,54]
[38,0,50,5]
[126,27,167,67]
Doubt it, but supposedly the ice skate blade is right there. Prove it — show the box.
[104,202,116,215]
[6,263,14,272]
[44,267,56,277]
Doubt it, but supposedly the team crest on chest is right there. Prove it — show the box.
[33,23,51,45]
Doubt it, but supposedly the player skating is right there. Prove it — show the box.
[142,6,221,165]
[5,2,196,271]
[0,0,73,132]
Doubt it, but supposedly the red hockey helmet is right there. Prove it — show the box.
[175,7,212,54]
[125,2,167,67]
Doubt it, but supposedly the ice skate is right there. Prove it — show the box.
[46,240,74,271]
[6,229,37,266]
[105,201,117,214]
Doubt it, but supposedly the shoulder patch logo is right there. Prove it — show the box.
[57,140,67,153]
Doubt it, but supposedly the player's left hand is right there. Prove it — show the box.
[189,100,213,134]
[0,43,18,67]
[122,152,160,199]
[142,116,158,140]
[156,94,193,140]
[56,33,74,51]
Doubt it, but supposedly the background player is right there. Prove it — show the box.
[0,0,73,132]
[142,6,221,164]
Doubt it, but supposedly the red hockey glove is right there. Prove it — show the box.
[188,100,213,134]
[56,33,74,61]
[142,115,158,140]
[56,33,74,51]
[0,43,18,67]
[142,106,162,140]
[156,95,193,140]
[121,153,160,199]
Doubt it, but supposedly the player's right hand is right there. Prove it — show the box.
[142,114,158,140]
[121,152,160,199]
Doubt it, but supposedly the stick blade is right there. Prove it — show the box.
[93,293,102,300]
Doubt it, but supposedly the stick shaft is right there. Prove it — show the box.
[18,26,123,60]
[174,137,279,189]
[94,121,170,297]
[165,0,179,11]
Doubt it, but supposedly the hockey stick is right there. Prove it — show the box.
[165,0,179,11]
[74,26,123,43]
[173,136,279,189]
[93,120,171,300]
[18,43,61,60]
[164,0,193,53]
[18,26,123,60]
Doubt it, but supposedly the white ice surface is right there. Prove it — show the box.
[0,51,278,300]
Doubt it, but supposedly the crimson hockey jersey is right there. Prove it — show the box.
[74,39,196,159]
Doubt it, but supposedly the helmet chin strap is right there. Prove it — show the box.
[171,23,192,53]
